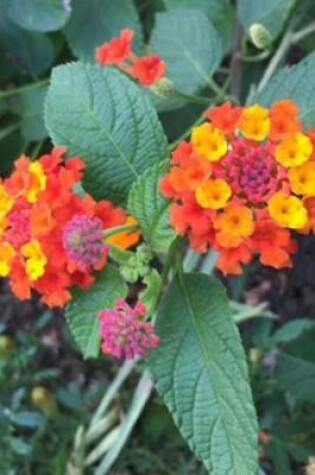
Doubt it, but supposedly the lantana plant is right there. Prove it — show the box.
[2,2,315,472]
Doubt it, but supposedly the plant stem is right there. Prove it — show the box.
[257,30,292,93]
[292,20,315,43]
[103,223,138,239]
[90,360,136,426]
[0,78,49,99]
[95,371,153,475]
[173,89,212,105]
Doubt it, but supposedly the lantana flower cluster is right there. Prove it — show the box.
[0,147,139,307]
[99,299,159,360]
[95,28,166,86]
[161,100,315,274]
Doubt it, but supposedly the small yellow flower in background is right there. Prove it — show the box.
[289,161,315,196]
[240,104,270,141]
[0,242,15,277]
[0,184,13,220]
[268,192,307,229]
[195,179,232,209]
[191,123,227,161]
[0,335,14,354]
[21,239,47,280]
[26,162,47,203]
[275,132,312,167]
[31,386,57,415]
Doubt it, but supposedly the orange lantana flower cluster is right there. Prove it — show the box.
[161,100,315,274]
[95,28,166,86]
[0,147,138,307]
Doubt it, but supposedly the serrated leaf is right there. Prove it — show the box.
[140,269,162,315]
[254,52,315,127]
[7,0,71,32]
[237,0,295,38]
[64,0,142,61]
[128,161,175,253]
[65,265,127,359]
[150,8,223,111]
[148,273,258,474]
[45,62,168,204]
[19,86,48,141]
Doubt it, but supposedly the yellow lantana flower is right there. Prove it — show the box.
[288,161,315,196]
[21,240,47,280]
[240,104,270,141]
[191,123,227,161]
[0,242,15,277]
[275,133,312,168]
[26,162,47,203]
[195,179,231,209]
[268,192,307,229]
[214,204,254,248]
[0,184,13,220]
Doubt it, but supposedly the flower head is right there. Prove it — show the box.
[0,148,139,307]
[99,299,159,359]
[130,55,166,86]
[95,29,166,87]
[161,99,315,274]
[63,214,108,271]
[95,29,134,64]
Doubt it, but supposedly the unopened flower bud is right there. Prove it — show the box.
[150,77,174,98]
[249,23,273,50]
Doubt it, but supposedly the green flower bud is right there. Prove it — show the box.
[150,77,174,98]
[249,23,273,50]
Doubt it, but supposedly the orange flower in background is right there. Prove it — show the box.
[95,29,134,65]
[160,99,315,275]
[0,147,140,307]
[95,29,166,87]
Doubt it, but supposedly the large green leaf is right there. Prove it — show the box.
[275,326,315,403]
[128,161,175,253]
[7,0,71,32]
[148,273,258,474]
[254,52,315,127]
[0,7,55,79]
[65,265,127,359]
[64,0,142,61]
[150,8,223,99]
[237,0,295,38]
[44,62,168,204]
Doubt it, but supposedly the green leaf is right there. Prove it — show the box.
[19,85,48,141]
[163,0,234,52]
[10,411,44,428]
[45,62,168,204]
[0,7,55,79]
[275,326,315,403]
[150,8,223,100]
[254,52,315,127]
[7,0,71,32]
[272,319,314,344]
[128,161,175,253]
[10,437,32,456]
[148,273,258,474]
[163,0,228,23]
[64,0,143,61]
[65,265,127,359]
[237,0,295,38]
[140,269,162,315]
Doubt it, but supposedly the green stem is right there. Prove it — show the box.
[0,78,49,99]
[292,20,315,43]
[257,30,292,93]
[103,223,138,239]
[90,360,136,426]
